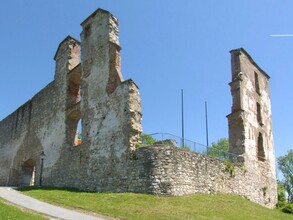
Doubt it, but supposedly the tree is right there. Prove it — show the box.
[277,180,287,208]
[207,138,230,160]
[277,150,293,202]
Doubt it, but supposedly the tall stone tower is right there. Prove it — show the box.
[227,48,277,207]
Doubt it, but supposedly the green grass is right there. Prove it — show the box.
[0,198,47,220]
[20,187,292,220]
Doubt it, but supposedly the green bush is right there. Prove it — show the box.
[282,203,293,214]
[277,181,287,208]
[140,133,156,146]
[277,201,287,209]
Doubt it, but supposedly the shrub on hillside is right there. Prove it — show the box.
[282,203,293,214]
[277,181,287,208]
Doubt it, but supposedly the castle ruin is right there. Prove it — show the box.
[0,9,277,208]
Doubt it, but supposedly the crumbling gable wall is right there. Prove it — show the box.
[45,10,142,191]
[0,9,142,190]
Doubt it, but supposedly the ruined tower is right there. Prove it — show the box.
[227,48,277,207]
[0,9,277,208]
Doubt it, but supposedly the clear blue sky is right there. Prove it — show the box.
[0,1,292,164]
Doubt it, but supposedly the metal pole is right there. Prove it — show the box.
[7,168,11,186]
[39,151,45,186]
[205,101,209,147]
[40,158,43,186]
[181,89,184,148]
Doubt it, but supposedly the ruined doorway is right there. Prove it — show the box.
[20,159,36,187]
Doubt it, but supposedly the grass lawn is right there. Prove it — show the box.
[0,198,47,220]
[20,187,292,220]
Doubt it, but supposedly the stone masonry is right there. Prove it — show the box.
[0,8,277,208]
[128,141,276,208]
[227,48,277,207]
[0,9,142,191]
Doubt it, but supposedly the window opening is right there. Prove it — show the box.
[85,24,91,37]
[255,72,260,94]
[66,67,81,146]
[257,102,263,125]
[68,81,80,108]
[74,119,82,146]
[257,132,265,161]
[20,159,36,187]
[66,111,82,146]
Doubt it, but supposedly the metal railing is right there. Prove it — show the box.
[148,133,207,155]
[147,132,239,162]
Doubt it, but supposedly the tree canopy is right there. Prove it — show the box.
[277,150,293,202]
[207,138,230,160]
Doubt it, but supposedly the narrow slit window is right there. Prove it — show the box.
[257,132,265,161]
[73,118,82,146]
[85,24,91,37]
[75,119,82,146]
[257,102,263,125]
[255,72,260,94]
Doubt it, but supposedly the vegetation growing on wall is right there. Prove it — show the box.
[224,159,235,177]
[139,133,156,146]
[208,138,230,160]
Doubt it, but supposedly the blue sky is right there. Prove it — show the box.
[0,1,292,165]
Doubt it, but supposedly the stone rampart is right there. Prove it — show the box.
[127,141,276,208]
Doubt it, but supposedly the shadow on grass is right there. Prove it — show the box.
[17,186,153,196]
[17,186,85,193]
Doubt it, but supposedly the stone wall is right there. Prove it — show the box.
[0,80,65,186]
[0,9,142,190]
[128,141,276,208]
[0,8,277,209]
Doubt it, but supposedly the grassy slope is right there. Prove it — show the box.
[21,187,292,220]
[0,198,47,220]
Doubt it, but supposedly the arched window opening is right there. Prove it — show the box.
[20,159,36,187]
[257,133,265,161]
